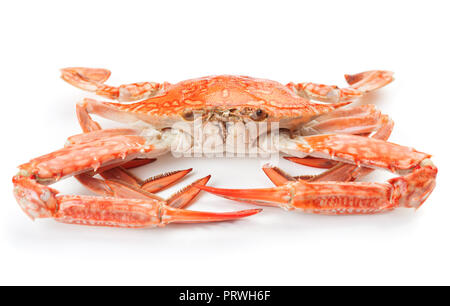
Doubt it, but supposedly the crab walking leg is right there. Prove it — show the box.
[284,105,386,169]
[284,157,338,169]
[165,175,212,209]
[271,111,390,184]
[61,67,167,102]
[72,106,193,192]
[301,104,383,135]
[283,114,394,182]
[76,168,199,206]
[261,166,334,186]
[75,173,163,201]
[12,176,260,227]
[66,128,140,145]
[97,167,144,187]
[98,167,193,192]
[76,98,145,133]
[307,115,394,182]
[121,159,156,169]
[75,173,210,209]
[262,167,297,187]
[286,70,394,103]
[139,169,192,192]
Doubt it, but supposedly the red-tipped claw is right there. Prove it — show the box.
[161,206,262,224]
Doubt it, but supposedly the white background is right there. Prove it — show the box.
[1,0,449,285]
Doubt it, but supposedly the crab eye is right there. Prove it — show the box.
[250,108,268,121]
[181,109,194,121]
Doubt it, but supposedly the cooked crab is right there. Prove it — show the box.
[12,68,437,228]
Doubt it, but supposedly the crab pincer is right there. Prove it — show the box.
[197,134,437,215]
[13,130,260,228]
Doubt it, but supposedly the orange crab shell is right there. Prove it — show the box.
[106,75,351,123]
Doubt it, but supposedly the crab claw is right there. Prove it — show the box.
[195,185,292,208]
[160,206,262,224]
[14,174,262,227]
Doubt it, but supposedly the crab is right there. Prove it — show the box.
[12,68,437,228]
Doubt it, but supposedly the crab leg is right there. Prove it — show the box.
[305,115,393,182]
[76,98,146,132]
[121,159,156,169]
[301,104,384,135]
[71,104,192,194]
[287,70,394,103]
[67,128,140,144]
[284,156,337,169]
[75,173,163,201]
[61,67,167,102]
[165,175,212,209]
[97,167,144,187]
[198,134,437,214]
[140,169,194,193]
[285,105,385,169]
[75,173,211,209]
[282,111,394,182]
[262,167,297,186]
